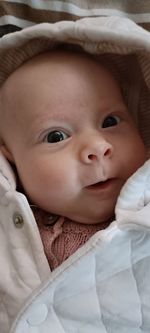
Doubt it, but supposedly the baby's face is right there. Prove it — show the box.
[0,51,146,224]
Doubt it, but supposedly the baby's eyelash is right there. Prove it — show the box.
[102,115,121,128]
[44,130,70,143]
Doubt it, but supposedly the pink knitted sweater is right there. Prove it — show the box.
[33,207,111,271]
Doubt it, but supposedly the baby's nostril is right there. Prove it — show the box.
[104,148,111,157]
[88,154,97,160]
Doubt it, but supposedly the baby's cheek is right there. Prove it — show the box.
[37,166,65,191]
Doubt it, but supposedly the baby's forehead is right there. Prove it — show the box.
[2,49,121,91]
[0,49,124,128]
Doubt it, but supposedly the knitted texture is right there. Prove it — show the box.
[33,207,111,270]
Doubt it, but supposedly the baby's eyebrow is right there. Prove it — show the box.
[30,113,70,135]
[35,105,84,130]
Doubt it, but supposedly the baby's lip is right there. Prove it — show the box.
[86,178,115,190]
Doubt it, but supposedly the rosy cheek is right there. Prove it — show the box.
[39,165,65,188]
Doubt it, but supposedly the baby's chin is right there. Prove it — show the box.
[66,211,114,226]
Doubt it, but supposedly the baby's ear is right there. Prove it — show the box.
[0,144,14,163]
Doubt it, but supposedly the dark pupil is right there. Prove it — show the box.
[102,116,117,128]
[47,131,64,143]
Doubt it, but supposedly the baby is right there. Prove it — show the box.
[0,49,146,269]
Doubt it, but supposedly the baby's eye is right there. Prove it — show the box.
[45,130,69,143]
[102,115,121,128]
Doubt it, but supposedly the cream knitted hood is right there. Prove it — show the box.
[0,16,150,150]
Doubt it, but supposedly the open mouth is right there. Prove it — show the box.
[86,179,114,190]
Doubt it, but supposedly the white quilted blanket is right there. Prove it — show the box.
[11,161,150,333]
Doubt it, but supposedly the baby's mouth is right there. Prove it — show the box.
[86,179,114,190]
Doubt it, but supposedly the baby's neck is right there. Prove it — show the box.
[31,205,113,229]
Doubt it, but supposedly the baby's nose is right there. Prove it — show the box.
[80,137,113,164]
